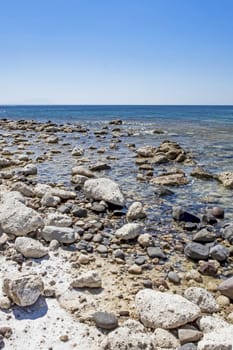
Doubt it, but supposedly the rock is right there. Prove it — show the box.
[45,212,72,227]
[0,296,11,309]
[115,223,143,240]
[137,145,155,157]
[72,166,95,178]
[192,228,216,243]
[128,264,142,274]
[71,147,84,156]
[34,183,52,198]
[154,185,174,197]
[173,207,200,223]
[150,172,189,186]
[147,246,166,259]
[15,237,48,258]
[209,244,229,261]
[71,174,88,187]
[51,188,76,200]
[41,193,61,207]
[191,166,214,180]
[49,239,60,251]
[137,233,153,247]
[217,171,233,188]
[218,276,233,300]
[22,164,37,176]
[84,178,125,206]
[216,295,230,307]
[97,245,108,254]
[78,254,90,264]
[222,224,233,244]
[41,226,77,244]
[168,271,181,284]
[0,197,44,236]
[198,261,219,276]
[126,201,147,220]
[89,163,111,171]
[93,311,118,330]
[100,320,155,350]
[184,287,218,313]
[178,327,203,345]
[184,243,209,260]
[11,182,35,197]
[71,271,102,288]
[154,328,180,348]
[135,289,200,329]
[197,325,233,350]
[0,326,13,339]
[3,274,44,306]
[210,206,224,219]
[179,344,197,350]
[198,315,230,333]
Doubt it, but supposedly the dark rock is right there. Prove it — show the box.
[147,247,166,259]
[201,214,218,225]
[210,244,229,262]
[190,166,214,180]
[89,163,111,171]
[91,203,106,213]
[210,206,224,219]
[198,261,218,276]
[184,223,198,231]
[71,206,88,218]
[113,249,125,260]
[93,311,118,330]
[184,243,209,260]
[154,186,174,197]
[222,224,233,244]
[173,207,200,223]
[143,280,153,288]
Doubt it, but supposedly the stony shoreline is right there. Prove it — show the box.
[0,118,233,349]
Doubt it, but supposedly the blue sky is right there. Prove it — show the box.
[0,0,233,104]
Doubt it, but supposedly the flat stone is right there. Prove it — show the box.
[135,289,200,329]
[184,243,209,260]
[178,328,203,345]
[93,311,118,330]
[71,270,102,288]
[147,246,166,259]
[42,226,77,243]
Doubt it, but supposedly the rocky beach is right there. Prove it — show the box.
[0,115,232,350]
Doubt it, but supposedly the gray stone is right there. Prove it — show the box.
[93,311,118,330]
[45,212,72,227]
[192,229,216,243]
[178,328,202,345]
[84,177,124,206]
[184,287,218,313]
[135,289,200,329]
[15,237,48,258]
[179,344,197,350]
[3,274,44,306]
[41,226,77,244]
[168,271,181,284]
[147,246,166,259]
[115,223,143,240]
[210,244,229,262]
[184,243,209,260]
[218,276,233,300]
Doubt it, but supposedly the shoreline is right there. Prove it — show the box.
[0,117,232,349]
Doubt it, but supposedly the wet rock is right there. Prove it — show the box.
[115,223,143,240]
[93,311,118,330]
[147,246,166,259]
[184,287,218,313]
[154,185,174,197]
[71,147,84,156]
[84,177,124,206]
[184,243,209,260]
[218,276,233,300]
[0,197,44,236]
[72,165,95,178]
[190,166,214,180]
[135,289,200,329]
[89,163,111,171]
[210,206,224,219]
[71,174,88,187]
[42,226,77,243]
[15,237,48,258]
[209,244,229,261]
[173,206,200,223]
[137,145,155,157]
[22,164,37,176]
[71,270,102,288]
[150,172,189,186]
[126,201,146,221]
[217,171,233,188]
[3,274,44,306]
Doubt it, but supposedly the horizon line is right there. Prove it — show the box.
[1,104,233,107]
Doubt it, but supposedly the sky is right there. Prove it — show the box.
[0,0,233,105]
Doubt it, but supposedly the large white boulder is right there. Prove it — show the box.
[135,289,201,329]
[84,178,124,206]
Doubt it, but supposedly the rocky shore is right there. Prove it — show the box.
[0,118,232,349]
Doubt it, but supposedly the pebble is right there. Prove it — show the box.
[93,311,118,330]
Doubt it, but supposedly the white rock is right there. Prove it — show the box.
[71,270,102,288]
[3,274,44,306]
[51,188,76,200]
[138,233,153,247]
[22,164,37,176]
[45,212,72,227]
[15,237,48,258]
[34,183,52,198]
[154,328,180,348]
[84,178,124,206]
[72,147,84,156]
[0,198,44,236]
[126,201,147,220]
[198,315,230,333]
[42,226,77,243]
[135,289,201,329]
[101,320,155,350]
[115,223,143,240]
[197,326,233,350]
[184,287,218,313]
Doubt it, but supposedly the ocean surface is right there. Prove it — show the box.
[0,105,233,222]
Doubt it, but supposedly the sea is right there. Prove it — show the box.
[0,105,233,223]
